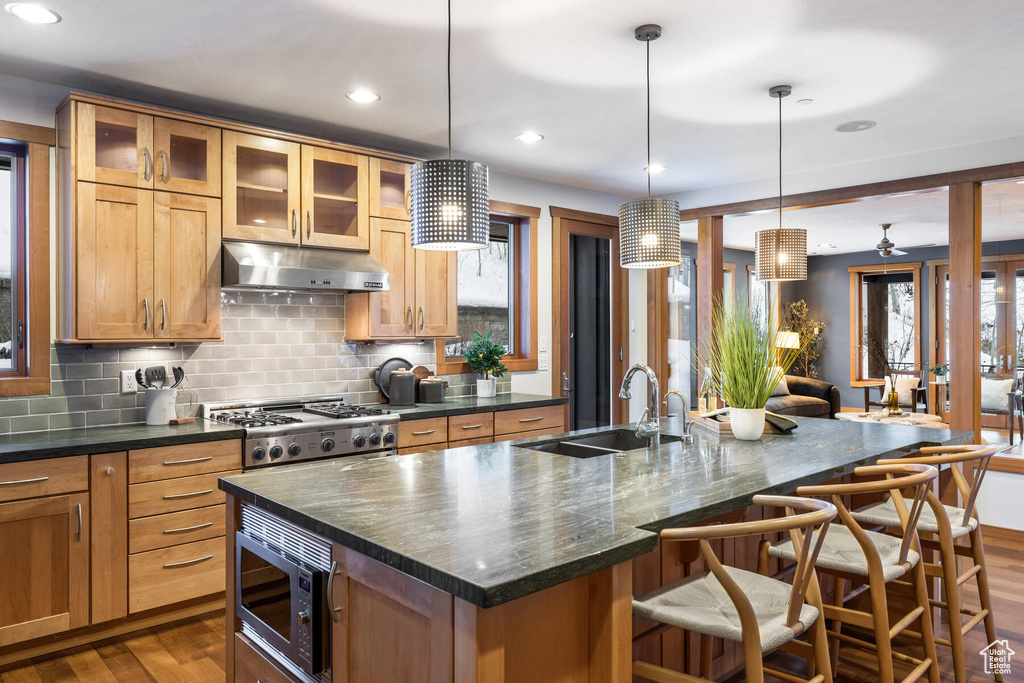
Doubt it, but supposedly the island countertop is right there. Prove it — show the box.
[219,416,971,608]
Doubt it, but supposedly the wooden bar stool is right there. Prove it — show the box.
[632,494,837,683]
[851,445,1000,682]
[760,463,941,683]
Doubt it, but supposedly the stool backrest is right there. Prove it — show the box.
[880,444,996,525]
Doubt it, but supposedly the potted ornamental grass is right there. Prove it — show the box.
[465,331,507,398]
[697,295,809,440]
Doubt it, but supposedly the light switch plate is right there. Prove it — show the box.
[539,336,548,352]
[538,354,549,371]
[120,370,137,394]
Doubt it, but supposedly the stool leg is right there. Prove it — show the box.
[700,633,713,681]
[939,532,967,683]
[807,579,834,683]
[911,560,942,683]
[829,576,846,676]
[867,574,896,683]
[970,526,1002,682]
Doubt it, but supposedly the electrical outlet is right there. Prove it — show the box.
[538,354,549,371]
[120,370,137,394]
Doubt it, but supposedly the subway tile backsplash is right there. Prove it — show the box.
[0,291,510,434]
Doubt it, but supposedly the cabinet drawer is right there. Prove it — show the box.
[494,426,567,443]
[129,503,226,554]
[0,456,88,503]
[129,439,240,483]
[129,471,234,519]
[398,417,448,448]
[234,632,300,683]
[448,412,493,437]
[448,436,493,449]
[129,537,225,613]
[493,406,565,436]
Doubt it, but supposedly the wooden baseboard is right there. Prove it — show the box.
[980,524,1024,551]
[0,595,224,669]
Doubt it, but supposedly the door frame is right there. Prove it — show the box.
[550,206,629,427]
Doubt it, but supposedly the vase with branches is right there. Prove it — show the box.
[865,331,904,415]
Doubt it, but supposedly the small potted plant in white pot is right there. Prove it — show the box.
[465,331,507,398]
[697,296,808,440]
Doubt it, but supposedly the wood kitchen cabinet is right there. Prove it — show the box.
[345,217,457,340]
[301,145,369,250]
[369,157,411,220]
[152,117,221,196]
[222,131,301,244]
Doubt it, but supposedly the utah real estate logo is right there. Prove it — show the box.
[980,639,1015,676]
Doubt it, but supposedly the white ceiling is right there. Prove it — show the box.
[2,1,1024,203]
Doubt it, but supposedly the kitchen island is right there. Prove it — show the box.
[220,416,971,682]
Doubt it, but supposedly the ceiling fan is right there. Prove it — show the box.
[876,223,908,257]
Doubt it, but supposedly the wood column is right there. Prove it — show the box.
[948,182,982,440]
[697,216,724,384]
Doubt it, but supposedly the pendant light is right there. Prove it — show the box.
[410,0,489,251]
[619,24,680,269]
[754,85,807,281]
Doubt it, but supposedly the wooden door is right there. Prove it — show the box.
[415,249,457,338]
[0,493,90,647]
[369,158,411,221]
[369,218,415,337]
[300,146,369,250]
[76,183,154,340]
[222,131,300,244]
[76,103,153,189]
[153,117,221,197]
[153,193,222,340]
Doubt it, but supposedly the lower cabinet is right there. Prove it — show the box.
[397,406,564,454]
[234,633,299,683]
[128,537,226,613]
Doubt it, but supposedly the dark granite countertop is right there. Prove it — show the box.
[385,393,566,420]
[0,421,243,464]
[219,416,970,608]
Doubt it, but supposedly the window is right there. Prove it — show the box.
[0,124,50,396]
[435,202,539,374]
[849,263,921,383]
[746,265,780,328]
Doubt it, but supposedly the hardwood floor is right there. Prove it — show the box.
[2,546,1021,682]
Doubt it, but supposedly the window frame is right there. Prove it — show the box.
[0,122,51,396]
[435,200,539,374]
[848,262,921,386]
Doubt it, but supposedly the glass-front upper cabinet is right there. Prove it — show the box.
[153,118,221,197]
[222,131,300,244]
[76,103,153,189]
[301,146,368,250]
[369,158,411,221]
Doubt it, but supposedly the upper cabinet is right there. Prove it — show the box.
[76,103,154,189]
[301,146,369,250]
[153,118,221,196]
[222,131,301,244]
[370,158,411,221]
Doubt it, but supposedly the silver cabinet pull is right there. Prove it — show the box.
[418,306,424,330]
[519,416,544,423]
[163,456,213,466]
[406,306,413,331]
[160,149,168,183]
[164,521,213,535]
[160,298,167,331]
[0,476,48,486]
[307,210,312,239]
[461,424,483,430]
[76,503,82,541]
[327,560,342,623]
[163,489,213,500]
[292,209,297,237]
[143,147,151,181]
[163,554,213,569]
[411,429,435,436]
[143,297,150,330]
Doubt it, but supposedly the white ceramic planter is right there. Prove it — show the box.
[477,377,497,398]
[730,407,766,441]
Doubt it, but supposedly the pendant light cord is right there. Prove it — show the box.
[646,37,651,198]
[447,0,452,160]
[778,92,783,229]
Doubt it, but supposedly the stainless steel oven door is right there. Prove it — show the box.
[235,532,328,675]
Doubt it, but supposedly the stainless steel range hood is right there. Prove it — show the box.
[222,241,390,292]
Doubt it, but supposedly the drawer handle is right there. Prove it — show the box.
[327,560,341,623]
[519,416,545,423]
[162,456,214,466]
[0,476,49,486]
[411,429,436,436]
[461,424,484,430]
[163,489,213,500]
[163,554,214,569]
[164,521,213,535]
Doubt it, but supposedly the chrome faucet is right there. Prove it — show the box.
[618,364,660,447]
[663,390,693,443]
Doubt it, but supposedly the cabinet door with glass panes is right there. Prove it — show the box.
[76,103,154,189]
[300,146,369,250]
[222,131,300,244]
[369,158,411,221]
[153,118,221,197]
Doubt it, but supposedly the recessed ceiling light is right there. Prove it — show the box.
[515,132,544,144]
[5,2,61,23]
[836,120,876,133]
[646,164,667,174]
[816,242,837,249]
[345,90,380,103]
[797,98,813,105]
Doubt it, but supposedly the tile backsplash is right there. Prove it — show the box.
[0,290,510,434]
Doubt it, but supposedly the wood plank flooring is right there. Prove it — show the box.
[1,545,1021,682]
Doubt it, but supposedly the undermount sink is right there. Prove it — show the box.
[523,429,681,459]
